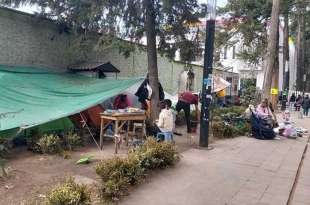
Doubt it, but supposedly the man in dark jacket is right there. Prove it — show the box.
[135,75,165,110]
[302,95,310,116]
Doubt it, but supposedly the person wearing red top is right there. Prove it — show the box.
[113,94,131,109]
[176,91,199,133]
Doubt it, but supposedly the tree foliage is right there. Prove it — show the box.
[0,0,206,62]
[217,0,273,65]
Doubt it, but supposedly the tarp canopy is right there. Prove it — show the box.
[0,65,140,133]
[213,76,231,93]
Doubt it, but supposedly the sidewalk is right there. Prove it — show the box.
[121,113,310,205]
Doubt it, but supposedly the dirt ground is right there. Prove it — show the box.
[0,126,201,205]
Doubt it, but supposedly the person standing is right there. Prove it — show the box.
[157,99,175,133]
[176,91,199,133]
[135,74,165,117]
[302,95,310,116]
[289,93,296,111]
[295,95,303,111]
[281,94,288,111]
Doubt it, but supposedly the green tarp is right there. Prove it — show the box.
[24,117,74,137]
[0,65,140,134]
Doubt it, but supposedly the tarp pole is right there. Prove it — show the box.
[79,113,101,150]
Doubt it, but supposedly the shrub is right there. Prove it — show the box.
[0,138,12,158]
[46,178,91,205]
[212,122,238,139]
[95,157,130,199]
[26,128,42,153]
[63,132,83,150]
[37,134,62,154]
[211,106,249,138]
[95,138,180,201]
[131,138,180,170]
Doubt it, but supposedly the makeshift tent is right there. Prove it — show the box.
[0,65,140,138]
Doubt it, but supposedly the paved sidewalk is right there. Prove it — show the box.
[121,113,310,205]
[291,142,310,205]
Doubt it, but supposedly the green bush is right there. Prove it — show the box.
[46,178,91,205]
[212,121,237,139]
[131,138,180,170]
[95,138,180,201]
[0,138,12,158]
[95,156,144,199]
[37,134,62,154]
[26,128,42,153]
[211,106,249,138]
[63,132,83,150]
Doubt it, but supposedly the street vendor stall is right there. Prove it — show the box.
[99,108,146,154]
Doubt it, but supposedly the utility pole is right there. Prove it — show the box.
[200,0,216,148]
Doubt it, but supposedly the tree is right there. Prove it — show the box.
[281,0,294,91]
[262,0,280,99]
[0,0,206,120]
[295,0,306,92]
[219,0,272,65]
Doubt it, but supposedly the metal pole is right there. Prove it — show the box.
[199,0,217,147]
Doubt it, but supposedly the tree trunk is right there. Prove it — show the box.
[283,12,289,91]
[271,25,280,110]
[144,0,160,121]
[296,1,305,92]
[262,0,280,99]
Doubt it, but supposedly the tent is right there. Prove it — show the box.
[0,65,140,138]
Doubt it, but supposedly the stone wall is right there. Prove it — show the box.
[89,46,239,95]
[0,7,70,70]
[0,6,239,95]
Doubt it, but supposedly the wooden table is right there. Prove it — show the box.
[99,112,146,153]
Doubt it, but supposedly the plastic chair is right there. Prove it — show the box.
[156,132,173,142]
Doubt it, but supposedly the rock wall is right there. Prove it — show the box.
[0,7,70,70]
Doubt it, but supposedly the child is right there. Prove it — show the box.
[282,110,290,122]
[157,99,175,133]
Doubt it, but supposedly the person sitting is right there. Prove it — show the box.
[113,94,131,109]
[157,99,175,133]
[145,99,174,138]
[256,98,279,128]
[256,99,273,120]
[176,91,199,133]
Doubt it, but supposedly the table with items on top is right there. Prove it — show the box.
[99,109,146,154]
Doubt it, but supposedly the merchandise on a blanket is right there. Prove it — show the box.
[282,125,297,139]
[295,127,308,136]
